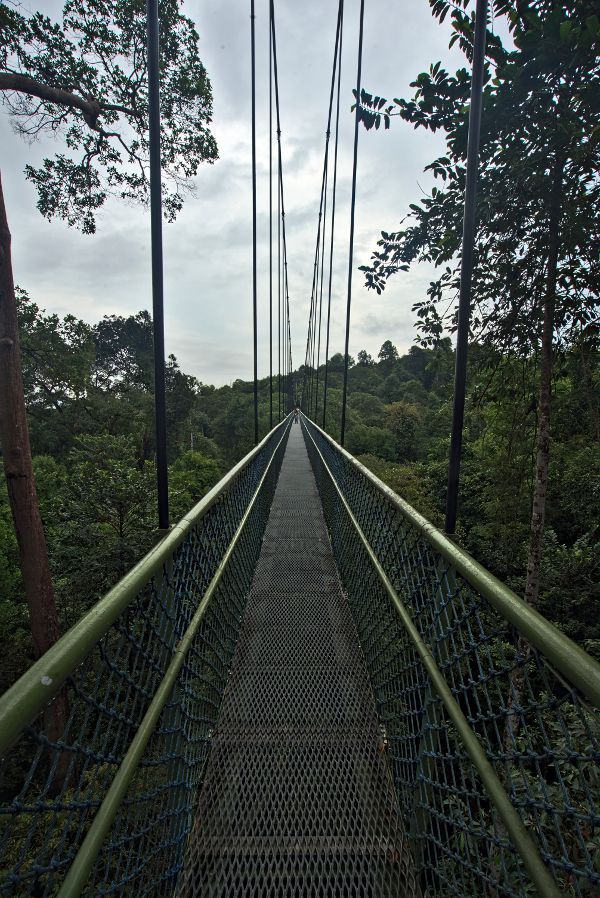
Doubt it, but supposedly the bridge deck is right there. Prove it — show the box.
[181,423,417,897]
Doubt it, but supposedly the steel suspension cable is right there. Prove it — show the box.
[315,1,343,421]
[322,1,344,429]
[250,0,258,444]
[147,0,169,529]
[445,0,487,534]
[314,144,329,421]
[305,221,321,409]
[277,133,281,421]
[303,0,343,421]
[271,0,291,415]
[269,12,273,430]
[309,235,321,408]
[340,0,365,446]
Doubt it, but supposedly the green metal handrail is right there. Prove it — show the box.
[56,418,292,898]
[0,416,291,898]
[303,414,600,706]
[301,413,600,898]
[0,417,289,756]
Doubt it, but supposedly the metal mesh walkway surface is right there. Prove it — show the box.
[179,423,418,897]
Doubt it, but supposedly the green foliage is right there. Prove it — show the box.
[170,450,222,519]
[346,423,396,461]
[1,0,218,231]
[358,1,599,354]
[387,400,422,461]
[3,290,598,680]
[357,349,375,366]
[348,392,385,427]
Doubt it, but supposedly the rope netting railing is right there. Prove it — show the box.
[0,418,291,898]
[301,414,600,898]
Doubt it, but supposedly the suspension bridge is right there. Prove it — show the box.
[1,1,599,897]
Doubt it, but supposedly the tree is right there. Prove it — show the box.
[387,400,422,461]
[358,0,599,620]
[0,0,217,672]
[92,312,154,391]
[377,340,399,370]
[348,392,385,426]
[55,435,156,610]
[16,289,95,456]
[327,352,354,372]
[357,349,375,366]
[169,450,222,519]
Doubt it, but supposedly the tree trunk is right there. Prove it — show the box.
[0,172,68,753]
[504,154,565,751]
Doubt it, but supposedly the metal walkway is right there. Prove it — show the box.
[180,423,418,897]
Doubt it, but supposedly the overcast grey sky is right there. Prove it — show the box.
[1,0,481,385]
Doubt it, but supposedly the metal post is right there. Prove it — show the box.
[444,0,487,534]
[250,0,259,444]
[147,0,169,530]
[323,1,344,430]
[340,0,365,446]
[269,16,273,431]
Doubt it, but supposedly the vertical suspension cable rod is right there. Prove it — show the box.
[303,0,343,422]
[445,0,488,534]
[271,0,291,414]
[269,11,273,430]
[314,150,329,421]
[305,219,322,411]
[308,236,322,410]
[340,0,365,446]
[147,0,169,530]
[322,0,344,429]
[314,0,343,422]
[277,127,281,421]
[305,194,324,402]
[250,0,258,444]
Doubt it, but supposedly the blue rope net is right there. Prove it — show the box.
[0,423,290,898]
[302,417,599,898]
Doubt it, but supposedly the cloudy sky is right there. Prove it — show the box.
[1,0,486,386]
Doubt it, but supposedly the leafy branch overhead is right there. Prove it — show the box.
[355,0,599,352]
[0,0,218,232]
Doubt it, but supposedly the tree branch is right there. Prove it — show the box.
[0,72,136,126]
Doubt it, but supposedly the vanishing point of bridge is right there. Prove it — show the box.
[0,416,599,897]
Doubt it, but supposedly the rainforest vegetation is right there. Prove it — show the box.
[0,0,597,727]
[0,4,598,894]
[1,297,598,699]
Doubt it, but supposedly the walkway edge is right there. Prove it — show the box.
[302,418,562,898]
[55,419,292,898]
[0,417,290,757]
[303,415,600,707]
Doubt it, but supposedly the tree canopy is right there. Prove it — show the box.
[0,0,218,231]
[357,0,599,352]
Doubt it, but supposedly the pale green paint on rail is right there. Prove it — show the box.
[55,417,291,898]
[301,418,563,898]
[0,417,290,757]
[303,415,600,708]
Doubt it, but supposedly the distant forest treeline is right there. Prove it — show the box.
[1,293,597,696]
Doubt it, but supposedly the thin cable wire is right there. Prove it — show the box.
[250,0,258,444]
[271,0,290,414]
[277,118,281,422]
[315,1,343,421]
[303,0,343,422]
[269,11,273,430]
[445,0,488,533]
[314,133,329,421]
[322,0,344,429]
[340,0,365,446]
